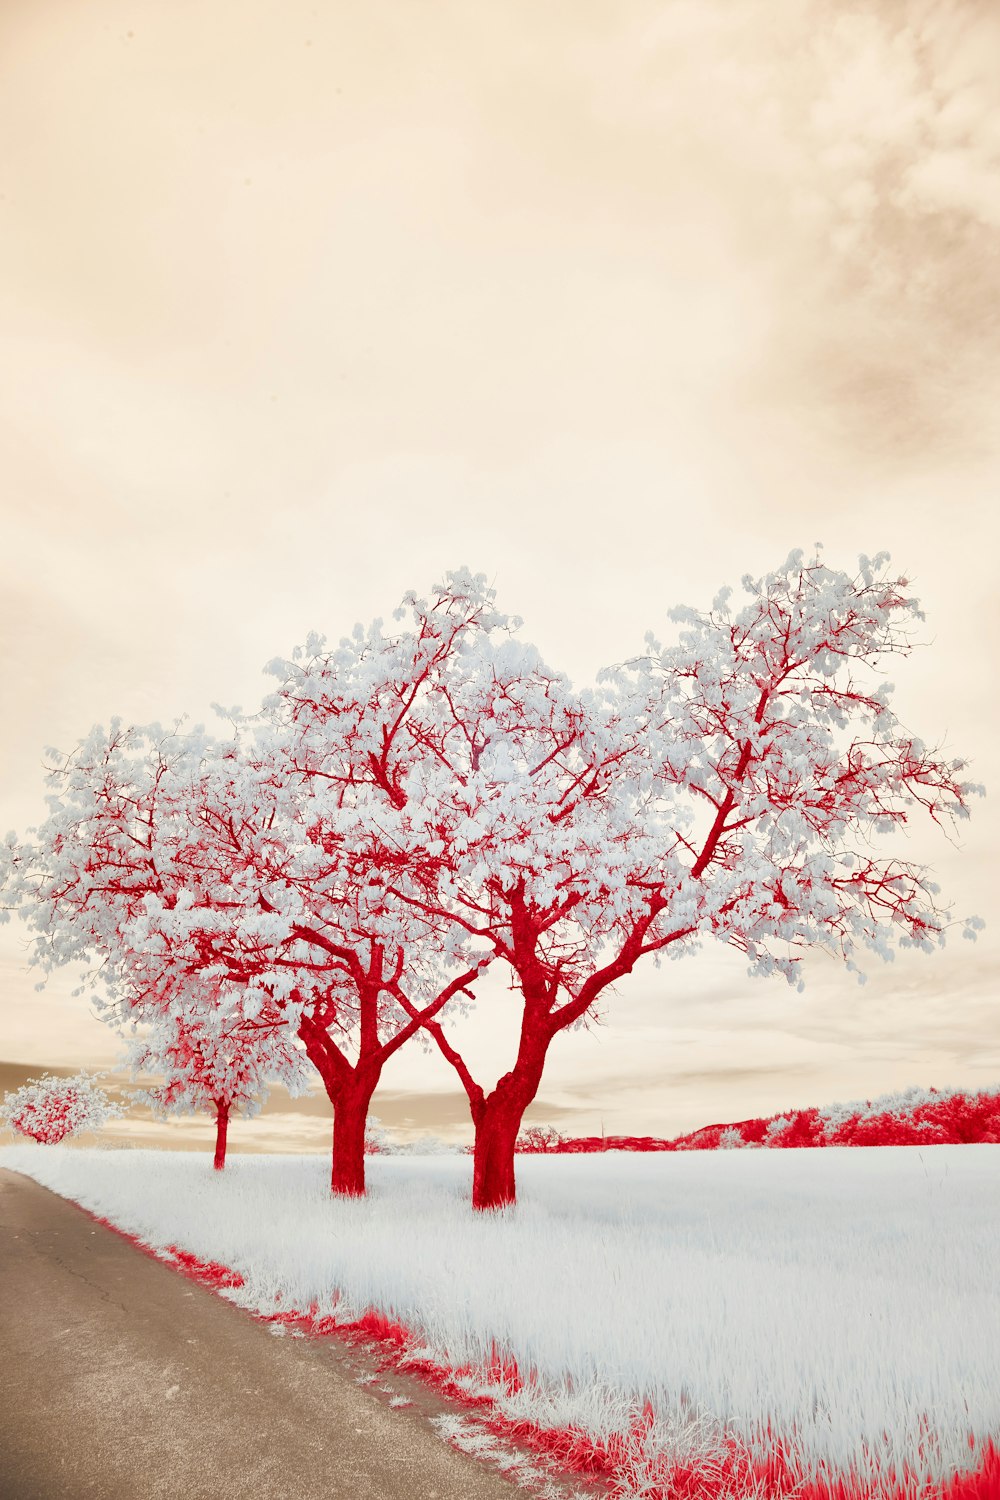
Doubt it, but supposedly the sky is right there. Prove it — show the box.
[1,0,998,1146]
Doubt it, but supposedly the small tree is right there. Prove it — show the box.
[127,987,311,1169]
[516,1125,565,1153]
[1,1071,125,1145]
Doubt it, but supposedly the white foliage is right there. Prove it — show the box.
[0,551,982,1138]
[126,991,312,1124]
[819,1082,956,1132]
[0,1072,125,1144]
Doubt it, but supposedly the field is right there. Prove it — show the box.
[3,1143,998,1499]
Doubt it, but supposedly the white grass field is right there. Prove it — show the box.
[3,1143,997,1497]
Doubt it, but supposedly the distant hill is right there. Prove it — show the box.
[518,1083,1000,1153]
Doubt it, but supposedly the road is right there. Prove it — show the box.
[0,1168,560,1500]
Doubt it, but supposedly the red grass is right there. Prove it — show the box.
[163,1244,245,1289]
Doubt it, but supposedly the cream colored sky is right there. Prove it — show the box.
[1,0,998,1141]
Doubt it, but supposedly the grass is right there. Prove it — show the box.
[2,1142,997,1498]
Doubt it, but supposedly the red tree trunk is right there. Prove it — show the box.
[298,1001,387,1198]
[330,1075,377,1197]
[213,1101,230,1171]
[471,1084,532,1211]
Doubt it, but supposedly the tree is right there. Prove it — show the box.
[0,721,486,1196]
[126,985,312,1168]
[0,579,499,1198]
[374,551,980,1207]
[516,1124,565,1153]
[1,1071,125,1145]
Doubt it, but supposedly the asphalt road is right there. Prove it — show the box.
[0,1168,555,1500]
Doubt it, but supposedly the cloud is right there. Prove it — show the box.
[561,0,1000,458]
